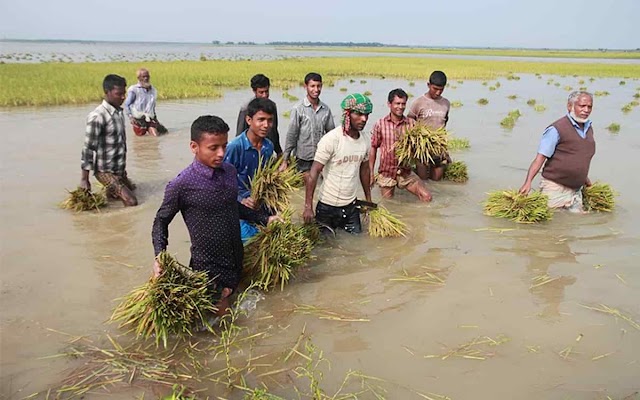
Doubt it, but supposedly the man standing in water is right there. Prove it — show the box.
[303,93,372,234]
[235,74,282,156]
[124,68,167,136]
[152,115,279,316]
[519,91,595,213]
[80,74,137,207]
[282,72,335,184]
[370,88,432,202]
[408,70,451,180]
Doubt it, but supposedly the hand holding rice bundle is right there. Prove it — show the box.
[110,251,217,348]
[60,187,107,212]
[483,190,553,223]
[582,182,616,212]
[395,122,449,168]
[249,156,304,213]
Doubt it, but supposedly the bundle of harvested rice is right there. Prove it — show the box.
[60,187,107,212]
[444,160,469,183]
[582,182,615,212]
[395,122,448,167]
[110,251,217,347]
[299,222,323,245]
[243,211,313,291]
[368,205,407,238]
[250,156,304,212]
[483,190,553,223]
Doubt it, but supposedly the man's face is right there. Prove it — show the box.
[427,83,445,100]
[254,86,270,99]
[388,96,407,118]
[190,132,228,168]
[246,110,274,139]
[305,80,323,100]
[349,112,369,132]
[106,85,126,107]
[567,95,593,123]
[138,71,151,87]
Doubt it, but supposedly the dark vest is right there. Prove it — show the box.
[541,116,595,190]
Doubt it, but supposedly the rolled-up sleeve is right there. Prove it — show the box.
[537,126,560,158]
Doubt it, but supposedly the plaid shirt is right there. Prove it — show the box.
[370,114,415,178]
[81,100,127,174]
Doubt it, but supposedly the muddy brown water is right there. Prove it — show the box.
[1,75,639,399]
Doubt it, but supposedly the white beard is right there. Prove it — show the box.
[139,81,152,89]
[570,110,587,123]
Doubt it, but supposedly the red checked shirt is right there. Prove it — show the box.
[370,114,415,178]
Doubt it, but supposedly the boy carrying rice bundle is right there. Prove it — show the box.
[152,116,281,318]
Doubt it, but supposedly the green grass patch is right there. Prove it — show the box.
[339,87,348,92]
[282,110,291,118]
[477,98,489,105]
[500,110,522,129]
[534,104,547,112]
[448,137,471,151]
[363,90,372,96]
[619,80,626,85]
[2,57,640,107]
[507,95,517,100]
[595,91,610,96]
[526,99,536,106]
[622,104,633,113]
[408,81,415,86]
[450,100,463,108]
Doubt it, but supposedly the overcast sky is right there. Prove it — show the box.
[0,0,638,49]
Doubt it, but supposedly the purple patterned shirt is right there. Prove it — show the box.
[152,159,268,289]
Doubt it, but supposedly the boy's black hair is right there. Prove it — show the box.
[190,115,230,142]
[304,72,322,85]
[429,70,447,87]
[250,74,270,90]
[247,97,276,118]
[388,88,408,103]
[103,74,126,92]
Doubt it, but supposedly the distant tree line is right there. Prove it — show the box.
[211,40,402,47]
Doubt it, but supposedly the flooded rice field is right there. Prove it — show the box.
[1,74,639,399]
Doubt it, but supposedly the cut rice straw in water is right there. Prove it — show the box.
[582,182,616,212]
[444,160,468,183]
[60,187,107,212]
[110,251,217,348]
[368,205,407,238]
[483,190,552,223]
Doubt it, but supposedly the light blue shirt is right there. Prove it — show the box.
[223,131,274,202]
[124,83,157,118]
[537,113,592,158]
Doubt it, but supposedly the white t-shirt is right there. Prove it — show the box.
[314,126,370,207]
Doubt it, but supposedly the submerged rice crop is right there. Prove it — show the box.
[606,123,620,133]
[594,91,610,96]
[526,99,536,106]
[534,104,546,112]
[450,100,463,108]
[582,182,616,212]
[507,95,517,100]
[483,190,552,223]
[448,137,471,151]
[477,98,489,105]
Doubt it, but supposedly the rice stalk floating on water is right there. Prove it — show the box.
[448,137,470,151]
[368,205,407,238]
[483,190,552,223]
[250,156,304,213]
[60,187,107,212]
[110,251,217,348]
[606,123,620,133]
[582,182,616,212]
[395,122,448,167]
[243,210,313,291]
[444,160,468,183]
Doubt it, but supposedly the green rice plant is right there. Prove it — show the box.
[554,82,561,87]
[448,137,471,151]
[450,85,458,89]
[249,156,303,213]
[534,104,546,112]
[349,79,355,83]
[395,122,448,167]
[368,205,407,238]
[282,110,291,118]
[163,384,198,400]
[579,86,587,91]
[363,90,372,96]
[633,92,640,99]
[564,86,573,91]
[489,86,497,91]
[582,182,615,212]
[578,79,585,84]
[619,80,626,85]
[477,98,489,105]
[407,92,414,97]
[595,91,610,96]
[59,187,107,212]
[243,211,313,291]
[495,81,501,87]
[408,81,415,86]
[444,160,468,183]
[482,81,488,86]
[457,80,464,84]
[508,109,522,119]
[450,100,463,108]
[526,99,536,106]
[110,251,217,348]
[339,87,347,92]
[621,104,633,113]
[500,116,516,129]
[606,123,620,133]
[360,79,367,84]
[507,95,517,100]
[484,190,553,223]
[630,100,639,107]
[282,91,299,102]
[506,74,521,80]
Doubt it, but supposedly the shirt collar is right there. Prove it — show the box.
[303,96,323,109]
[565,112,592,131]
[383,113,409,125]
[101,100,121,115]
[239,131,272,152]
[192,158,223,179]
